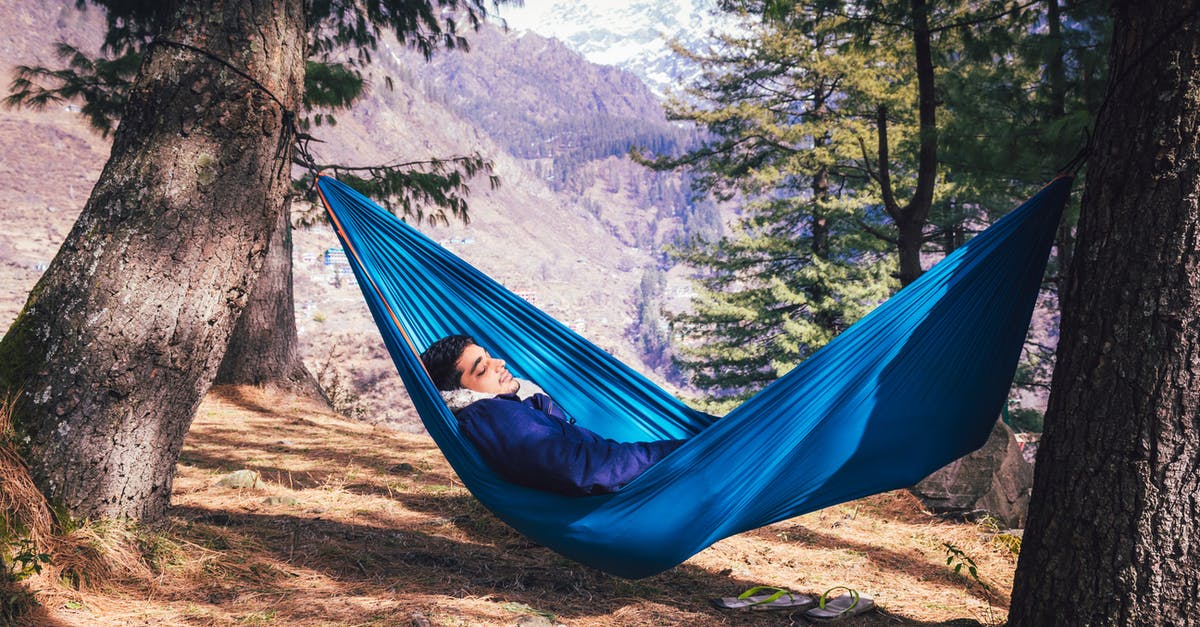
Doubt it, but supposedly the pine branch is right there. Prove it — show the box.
[295,151,500,228]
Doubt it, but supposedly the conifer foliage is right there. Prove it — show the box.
[0,0,507,521]
[643,0,1107,402]
[6,0,505,399]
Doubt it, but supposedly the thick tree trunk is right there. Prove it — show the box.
[215,197,326,403]
[1009,2,1200,624]
[0,0,305,520]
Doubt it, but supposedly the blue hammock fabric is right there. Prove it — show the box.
[316,175,1071,579]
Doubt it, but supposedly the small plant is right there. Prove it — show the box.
[944,542,1003,626]
[4,537,51,581]
[0,394,57,621]
[944,543,985,588]
[977,515,1022,555]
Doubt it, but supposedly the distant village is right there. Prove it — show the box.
[300,246,359,288]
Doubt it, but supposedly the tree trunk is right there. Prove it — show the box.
[215,197,326,403]
[1045,0,1068,119]
[1009,2,1200,624]
[1046,0,1077,286]
[895,218,926,287]
[898,0,937,287]
[875,0,938,287]
[0,0,306,520]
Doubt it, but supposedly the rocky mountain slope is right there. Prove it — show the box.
[496,0,740,96]
[0,0,705,429]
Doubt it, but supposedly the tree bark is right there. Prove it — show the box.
[0,0,306,520]
[1009,2,1200,624]
[875,0,938,287]
[215,196,326,402]
[898,0,937,287]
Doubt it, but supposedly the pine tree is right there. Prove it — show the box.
[643,0,1104,402]
[1009,2,1200,622]
[6,0,499,401]
[0,0,501,521]
[638,0,934,399]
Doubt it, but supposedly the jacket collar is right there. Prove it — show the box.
[440,378,544,413]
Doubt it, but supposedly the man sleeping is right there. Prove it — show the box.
[420,334,686,496]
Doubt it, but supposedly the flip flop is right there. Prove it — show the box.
[804,587,875,622]
[710,586,815,611]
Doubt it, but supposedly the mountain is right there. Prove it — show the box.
[494,0,741,96]
[0,1,708,429]
[406,25,680,161]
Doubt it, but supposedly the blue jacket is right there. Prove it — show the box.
[455,392,686,496]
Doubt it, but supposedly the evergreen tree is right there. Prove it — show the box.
[633,267,673,371]
[1009,2,1200,621]
[671,196,895,401]
[6,0,499,400]
[0,0,501,521]
[642,0,1105,402]
[637,0,927,399]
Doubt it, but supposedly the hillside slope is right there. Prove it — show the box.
[0,0,701,429]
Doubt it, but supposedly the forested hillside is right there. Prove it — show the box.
[0,0,708,427]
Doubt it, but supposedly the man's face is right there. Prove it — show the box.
[455,344,520,395]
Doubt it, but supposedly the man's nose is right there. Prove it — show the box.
[494,358,506,370]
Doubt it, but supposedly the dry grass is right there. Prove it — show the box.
[0,396,55,547]
[0,396,163,624]
[13,386,1017,626]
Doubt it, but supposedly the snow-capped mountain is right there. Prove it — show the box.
[493,0,742,96]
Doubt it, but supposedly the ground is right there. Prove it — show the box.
[16,386,1016,626]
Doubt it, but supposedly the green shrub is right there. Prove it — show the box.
[1005,407,1044,433]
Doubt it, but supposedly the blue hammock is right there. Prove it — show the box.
[316,175,1071,578]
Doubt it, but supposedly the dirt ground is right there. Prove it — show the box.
[15,385,1015,626]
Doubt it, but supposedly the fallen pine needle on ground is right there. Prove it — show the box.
[12,385,1017,626]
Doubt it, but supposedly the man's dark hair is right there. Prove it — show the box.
[420,334,476,391]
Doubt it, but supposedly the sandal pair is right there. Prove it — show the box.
[711,585,875,620]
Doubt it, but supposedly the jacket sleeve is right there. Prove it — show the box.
[457,397,686,496]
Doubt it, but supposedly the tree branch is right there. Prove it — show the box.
[874,105,900,220]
